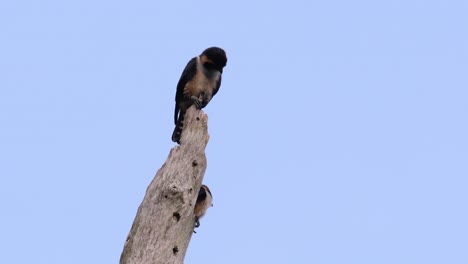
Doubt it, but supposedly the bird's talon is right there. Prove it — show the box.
[190,96,202,109]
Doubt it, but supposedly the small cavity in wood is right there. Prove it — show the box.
[172,212,181,222]
[173,246,179,256]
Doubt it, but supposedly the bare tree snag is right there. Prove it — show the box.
[120,106,210,264]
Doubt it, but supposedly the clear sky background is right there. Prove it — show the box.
[1,0,467,263]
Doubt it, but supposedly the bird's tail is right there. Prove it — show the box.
[172,112,185,144]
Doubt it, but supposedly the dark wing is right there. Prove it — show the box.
[212,74,222,97]
[196,187,207,203]
[174,57,198,124]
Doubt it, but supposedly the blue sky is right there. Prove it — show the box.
[1,0,467,263]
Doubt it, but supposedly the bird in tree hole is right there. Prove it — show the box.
[193,184,213,233]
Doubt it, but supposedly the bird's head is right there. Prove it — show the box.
[200,47,227,73]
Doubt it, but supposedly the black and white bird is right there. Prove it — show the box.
[172,47,227,144]
[194,184,213,230]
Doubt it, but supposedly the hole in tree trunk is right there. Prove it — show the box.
[173,212,181,222]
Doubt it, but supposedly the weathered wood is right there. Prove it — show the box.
[120,106,210,264]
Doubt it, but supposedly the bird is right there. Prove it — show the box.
[194,184,213,231]
[172,47,227,144]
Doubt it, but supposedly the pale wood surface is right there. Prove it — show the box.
[120,106,210,264]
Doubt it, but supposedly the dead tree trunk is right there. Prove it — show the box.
[120,106,210,264]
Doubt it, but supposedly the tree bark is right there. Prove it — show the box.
[120,106,210,264]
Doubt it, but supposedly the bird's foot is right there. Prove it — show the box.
[193,218,200,233]
[191,96,203,109]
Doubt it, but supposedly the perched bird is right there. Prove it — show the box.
[172,47,227,144]
[194,185,213,230]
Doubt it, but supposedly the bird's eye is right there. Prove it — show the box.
[204,63,214,69]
